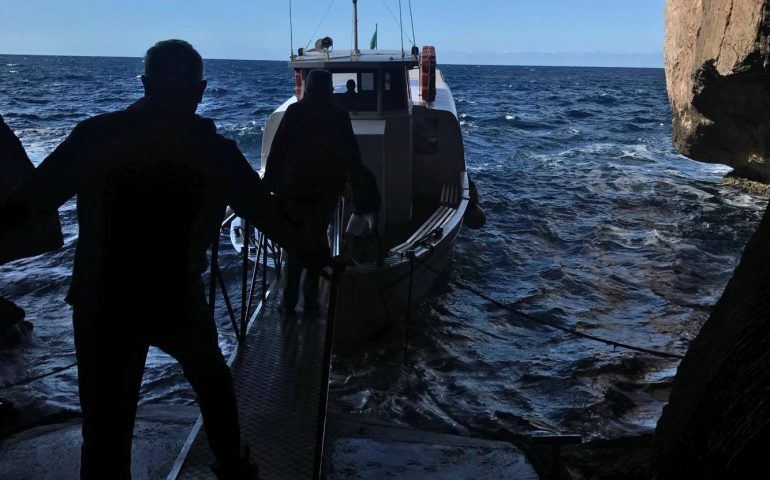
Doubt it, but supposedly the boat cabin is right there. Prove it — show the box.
[260,48,464,254]
[290,51,418,116]
[260,51,421,234]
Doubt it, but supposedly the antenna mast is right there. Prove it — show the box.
[353,0,360,55]
[289,0,295,59]
[399,0,404,57]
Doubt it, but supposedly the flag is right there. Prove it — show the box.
[370,24,378,50]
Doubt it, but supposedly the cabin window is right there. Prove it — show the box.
[360,72,375,91]
[332,71,377,112]
[356,71,378,111]
[382,69,407,112]
[328,69,408,113]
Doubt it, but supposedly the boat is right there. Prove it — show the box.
[230,0,483,345]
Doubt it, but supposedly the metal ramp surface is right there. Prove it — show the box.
[170,282,332,480]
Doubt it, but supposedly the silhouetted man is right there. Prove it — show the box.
[264,69,376,313]
[340,79,359,111]
[0,114,62,264]
[0,40,322,480]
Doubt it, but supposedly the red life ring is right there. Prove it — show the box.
[420,46,436,102]
[294,70,303,100]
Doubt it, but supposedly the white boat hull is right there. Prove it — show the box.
[332,173,469,346]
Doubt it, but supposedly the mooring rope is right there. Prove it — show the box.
[1,238,685,392]
[408,0,416,48]
[305,0,338,50]
[0,360,78,391]
[379,0,416,46]
[410,252,685,360]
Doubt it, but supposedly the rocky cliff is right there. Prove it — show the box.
[649,4,770,475]
[651,199,770,478]
[665,0,770,182]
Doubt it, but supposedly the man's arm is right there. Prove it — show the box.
[219,141,328,265]
[0,124,80,230]
[0,115,33,196]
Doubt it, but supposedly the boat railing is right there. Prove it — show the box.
[209,213,283,343]
[213,197,347,342]
[331,196,346,257]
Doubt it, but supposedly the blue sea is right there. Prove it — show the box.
[1,55,767,442]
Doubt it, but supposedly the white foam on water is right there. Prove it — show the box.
[620,144,653,160]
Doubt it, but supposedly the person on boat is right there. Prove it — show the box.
[339,79,359,111]
[264,68,377,314]
[0,39,325,480]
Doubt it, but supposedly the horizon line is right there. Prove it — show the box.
[0,51,664,70]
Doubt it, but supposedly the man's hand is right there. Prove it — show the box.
[293,233,332,274]
[320,256,347,283]
[0,191,32,232]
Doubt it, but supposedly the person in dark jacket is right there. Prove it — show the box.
[0,40,324,480]
[263,69,377,314]
[0,114,63,264]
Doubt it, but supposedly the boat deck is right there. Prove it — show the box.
[169,282,332,480]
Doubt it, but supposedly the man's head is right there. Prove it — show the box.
[141,40,207,114]
[304,69,334,101]
[346,79,356,93]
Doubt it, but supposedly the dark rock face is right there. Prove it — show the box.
[659,5,770,473]
[652,199,770,478]
[0,297,33,347]
[665,0,770,183]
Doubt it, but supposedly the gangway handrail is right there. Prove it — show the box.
[210,209,282,343]
[214,194,346,341]
[313,198,347,479]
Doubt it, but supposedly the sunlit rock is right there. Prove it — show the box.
[665,0,770,183]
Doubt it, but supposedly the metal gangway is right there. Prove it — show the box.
[168,204,346,480]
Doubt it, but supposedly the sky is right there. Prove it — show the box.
[0,1,665,67]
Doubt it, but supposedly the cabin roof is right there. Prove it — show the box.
[289,49,419,70]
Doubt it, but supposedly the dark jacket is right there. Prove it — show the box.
[0,98,318,308]
[0,115,63,264]
[263,96,380,216]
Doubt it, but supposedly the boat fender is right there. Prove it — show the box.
[345,213,375,236]
[464,178,486,230]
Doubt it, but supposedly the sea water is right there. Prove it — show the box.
[0,56,767,441]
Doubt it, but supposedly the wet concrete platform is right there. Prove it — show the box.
[0,405,197,480]
[324,414,539,479]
